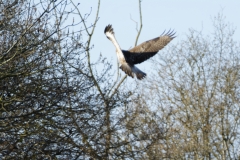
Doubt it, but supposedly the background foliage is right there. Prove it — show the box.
[0,0,239,159]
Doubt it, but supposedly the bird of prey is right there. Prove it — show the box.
[104,24,175,80]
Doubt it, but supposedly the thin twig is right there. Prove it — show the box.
[135,0,143,47]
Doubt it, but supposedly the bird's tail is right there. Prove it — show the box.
[132,65,146,80]
[120,63,146,80]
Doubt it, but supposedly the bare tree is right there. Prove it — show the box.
[138,13,240,159]
[0,0,162,159]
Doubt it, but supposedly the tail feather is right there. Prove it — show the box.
[132,66,146,80]
[120,63,146,80]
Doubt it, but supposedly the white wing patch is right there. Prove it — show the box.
[105,31,115,41]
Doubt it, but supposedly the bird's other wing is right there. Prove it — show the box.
[124,30,176,64]
[104,24,123,56]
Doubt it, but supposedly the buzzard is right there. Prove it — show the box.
[104,24,175,80]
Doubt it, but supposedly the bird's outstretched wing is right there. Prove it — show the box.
[123,30,176,64]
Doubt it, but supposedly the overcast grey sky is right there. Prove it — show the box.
[77,0,240,78]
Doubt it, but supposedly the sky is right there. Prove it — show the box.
[76,0,240,79]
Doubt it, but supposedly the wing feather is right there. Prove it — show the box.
[124,30,176,64]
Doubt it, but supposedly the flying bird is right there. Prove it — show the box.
[104,24,175,80]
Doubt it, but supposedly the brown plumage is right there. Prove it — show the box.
[104,24,176,80]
